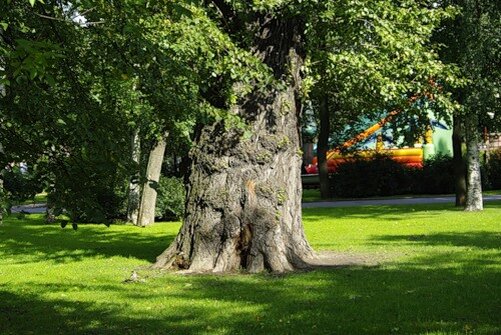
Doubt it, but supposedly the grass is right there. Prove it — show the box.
[303,189,323,202]
[19,192,48,205]
[484,189,501,196]
[302,188,501,202]
[0,203,500,334]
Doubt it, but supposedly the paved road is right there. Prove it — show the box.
[303,195,501,208]
[10,203,47,214]
[10,195,501,213]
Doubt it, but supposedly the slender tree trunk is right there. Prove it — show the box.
[317,95,330,199]
[154,16,315,273]
[452,115,466,207]
[127,131,141,224]
[136,132,168,227]
[45,195,56,223]
[464,113,483,211]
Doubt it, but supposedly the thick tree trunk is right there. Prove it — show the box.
[452,115,466,207]
[317,95,331,199]
[136,133,168,227]
[154,16,315,273]
[127,131,141,225]
[464,113,483,211]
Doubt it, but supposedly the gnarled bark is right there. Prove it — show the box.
[154,16,315,273]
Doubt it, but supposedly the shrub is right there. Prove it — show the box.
[331,155,413,198]
[47,157,129,223]
[3,165,43,204]
[328,154,457,198]
[486,149,501,189]
[155,176,185,221]
[414,154,455,194]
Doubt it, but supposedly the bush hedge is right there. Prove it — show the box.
[486,149,501,189]
[331,156,413,198]
[330,154,456,198]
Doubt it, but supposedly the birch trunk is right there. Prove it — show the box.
[136,133,168,227]
[464,113,483,211]
[127,131,141,225]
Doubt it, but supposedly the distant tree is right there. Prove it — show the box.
[0,0,256,223]
[306,0,459,199]
[436,0,501,211]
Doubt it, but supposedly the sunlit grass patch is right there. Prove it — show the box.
[0,203,500,334]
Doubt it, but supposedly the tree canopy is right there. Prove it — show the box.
[2,0,495,270]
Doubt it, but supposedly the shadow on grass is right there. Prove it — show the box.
[1,211,500,334]
[0,288,210,335]
[303,205,454,223]
[0,257,499,335]
[303,202,501,222]
[0,214,177,263]
[370,231,501,250]
[186,266,500,334]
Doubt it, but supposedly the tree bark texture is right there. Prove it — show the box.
[452,115,466,207]
[127,131,141,225]
[464,113,483,211]
[317,95,331,199]
[45,198,56,223]
[137,133,168,226]
[154,16,315,273]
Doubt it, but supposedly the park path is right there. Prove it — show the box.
[10,203,47,214]
[10,194,501,213]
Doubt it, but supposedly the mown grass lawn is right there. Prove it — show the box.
[302,189,501,202]
[0,203,500,335]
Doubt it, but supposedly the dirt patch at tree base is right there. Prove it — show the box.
[306,251,400,268]
[144,251,400,276]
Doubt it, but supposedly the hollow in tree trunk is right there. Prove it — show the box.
[137,132,168,227]
[452,115,466,207]
[154,16,315,273]
[464,113,483,211]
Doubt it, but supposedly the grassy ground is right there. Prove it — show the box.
[484,189,501,196]
[19,192,48,205]
[302,189,501,202]
[0,203,500,334]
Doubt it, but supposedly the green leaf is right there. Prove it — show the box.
[29,0,36,6]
